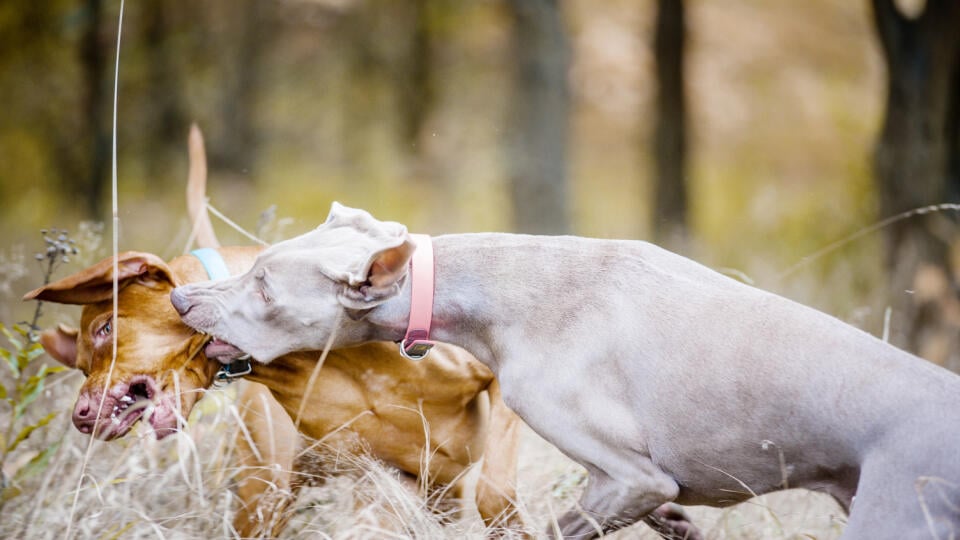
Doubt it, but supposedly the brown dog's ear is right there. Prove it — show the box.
[40,324,79,368]
[22,251,176,305]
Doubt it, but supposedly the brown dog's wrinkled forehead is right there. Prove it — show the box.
[81,284,211,378]
[27,252,217,388]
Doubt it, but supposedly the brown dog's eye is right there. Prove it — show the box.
[96,320,112,337]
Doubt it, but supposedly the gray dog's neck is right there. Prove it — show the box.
[368,233,622,375]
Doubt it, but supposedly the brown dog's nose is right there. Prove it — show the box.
[72,393,99,434]
[169,287,192,316]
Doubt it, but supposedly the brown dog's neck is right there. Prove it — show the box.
[245,355,307,389]
[169,246,266,285]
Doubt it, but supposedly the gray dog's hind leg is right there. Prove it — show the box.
[549,467,687,539]
[843,458,960,540]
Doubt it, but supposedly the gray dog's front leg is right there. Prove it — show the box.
[548,467,697,539]
[643,503,702,540]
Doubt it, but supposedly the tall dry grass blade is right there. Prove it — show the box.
[916,476,960,540]
[882,306,892,342]
[66,2,125,537]
[695,458,784,536]
[257,389,278,466]
[779,203,960,280]
[228,404,264,463]
[296,410,375,459]
[294,311,343,429]
[416,399,431,497]
[170,371,205,499]
[207,204,270,246]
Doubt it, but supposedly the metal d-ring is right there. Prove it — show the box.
[398,339,434,361]
[213,355,253,387]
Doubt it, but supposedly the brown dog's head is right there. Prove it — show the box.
[23,252,219,440]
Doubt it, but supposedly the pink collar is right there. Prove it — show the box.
[399,234,435,360]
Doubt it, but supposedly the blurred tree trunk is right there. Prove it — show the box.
[505,0,571,235]
[949,45,960,202]
[651,0,688,249]
[78,0,109,219]
[0,3,105,219]
[340,3,381,181]
[211,0,268,178]
[870,0,960,369]
[143,0,187,184]
[392,0,454,212]
[395,0,435,149]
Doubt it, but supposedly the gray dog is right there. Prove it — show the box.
[171,203,960,539]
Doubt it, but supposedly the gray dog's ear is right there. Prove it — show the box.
[337,236,416,310]
[324,202,380,229]
[320,202,417,310]
[324,201,348,224]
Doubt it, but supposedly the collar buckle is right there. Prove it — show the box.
[400,340,434,360]
[213,355,252,387]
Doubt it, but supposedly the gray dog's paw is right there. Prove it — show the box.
[644,502,702,540]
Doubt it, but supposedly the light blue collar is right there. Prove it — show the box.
[188,248,252,384]
[190,248,231,281]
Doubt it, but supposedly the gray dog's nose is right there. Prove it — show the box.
[170,287,192,316]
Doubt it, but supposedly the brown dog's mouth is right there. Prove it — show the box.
[93,376,158,440]
[112,380,151,417]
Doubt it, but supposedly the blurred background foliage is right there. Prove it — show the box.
[1,0,958,368]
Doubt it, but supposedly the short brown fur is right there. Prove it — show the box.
[25,248,524,537]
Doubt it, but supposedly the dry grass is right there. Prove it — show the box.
[0,365,847,540]
[0,218,860,539]
[0,234,852,540]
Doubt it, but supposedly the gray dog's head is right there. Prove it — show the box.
[170,203,416,363]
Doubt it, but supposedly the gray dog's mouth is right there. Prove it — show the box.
[204,336,249,362]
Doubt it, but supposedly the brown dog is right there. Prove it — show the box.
[25,247,524,536]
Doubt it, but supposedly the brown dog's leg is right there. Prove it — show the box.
[426,476,466,525]
[232,382,300,538]
[475,378,527,534]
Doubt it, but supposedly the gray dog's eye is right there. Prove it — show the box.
[258,288,272,304]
